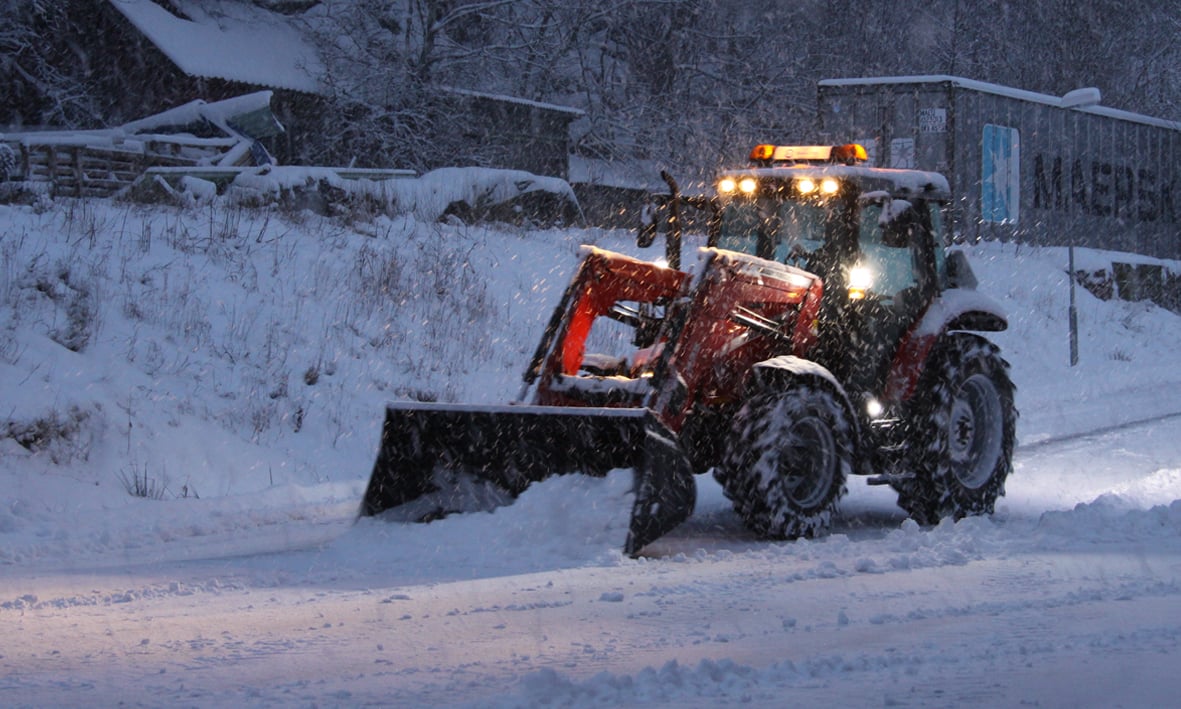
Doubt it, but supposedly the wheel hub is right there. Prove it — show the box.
[780,416,836,508]
[948,374,1004,489]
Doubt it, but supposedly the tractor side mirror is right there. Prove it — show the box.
[946,250,979,290]
[879,199,918,248]
[636,174,719,268]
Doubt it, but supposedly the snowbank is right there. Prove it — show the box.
[152,164,584,225]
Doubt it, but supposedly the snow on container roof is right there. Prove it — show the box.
[819,75,1181,131]
[108,0,324,94]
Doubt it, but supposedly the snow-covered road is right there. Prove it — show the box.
[5,414,1181,708]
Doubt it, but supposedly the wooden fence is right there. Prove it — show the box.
[3,134,242,198]
[22,143,220,198]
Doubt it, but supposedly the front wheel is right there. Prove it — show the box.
[893,334,1016,524]
[716,384,852,539]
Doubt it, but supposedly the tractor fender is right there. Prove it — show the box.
[749,356,866,463]
[885,289,1008,403]
[751,355,845,395]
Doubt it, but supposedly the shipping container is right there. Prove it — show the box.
[816,75,1181,259]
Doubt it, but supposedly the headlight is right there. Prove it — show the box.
[796,177,839,196]
[718,177,737,194]
[738,177,758,194]
[847,264,873,300]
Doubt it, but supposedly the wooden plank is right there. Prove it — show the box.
[335,167,417,180]
[79,145,143,159]
[71,145,83,198]
[144,166,245,178]
[79,160,138,173]
[144,154,200,168]
[78,168,139,180]
[79,168,134,183]
[79,179,129,190]
[143,135,238,149]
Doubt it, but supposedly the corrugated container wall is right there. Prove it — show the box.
[816,77,1181,259]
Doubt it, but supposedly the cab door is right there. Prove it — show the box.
[840,195,939,396]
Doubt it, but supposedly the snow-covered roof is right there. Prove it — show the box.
[108,0,324,94]
[441,86,585,118]
[568,155,666,191]
[819,75,1181,131]
[122,91,282,138]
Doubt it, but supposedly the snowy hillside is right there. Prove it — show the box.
[3,194,1181,707]
[0,194,586,563]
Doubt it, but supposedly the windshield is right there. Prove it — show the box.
[714,191,929,300]
[715,196,830,262]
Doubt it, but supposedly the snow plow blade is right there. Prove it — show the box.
[360,402,696,555]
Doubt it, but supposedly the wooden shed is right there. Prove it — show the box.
[2,0,582,178]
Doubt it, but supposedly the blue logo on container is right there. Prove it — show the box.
[982,124,1021,223]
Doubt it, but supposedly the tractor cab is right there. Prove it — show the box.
[712,143,951,299]
[646,144,954,398]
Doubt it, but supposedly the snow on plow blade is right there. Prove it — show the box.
[360,402,696,555]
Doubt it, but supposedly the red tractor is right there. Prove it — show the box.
[362,144,1016,555]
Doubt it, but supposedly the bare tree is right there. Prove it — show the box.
[302,0,531,169]
[1,0,99,127]
[5,0,1179,174]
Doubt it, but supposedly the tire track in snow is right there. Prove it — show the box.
[1018,409,1181,451]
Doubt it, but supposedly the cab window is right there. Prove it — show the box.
[929,202,949,288]
[856,198,920,299]
[716,197,828,262]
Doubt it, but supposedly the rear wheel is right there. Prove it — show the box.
[893,334,1016,524]
[716,384,852,539]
